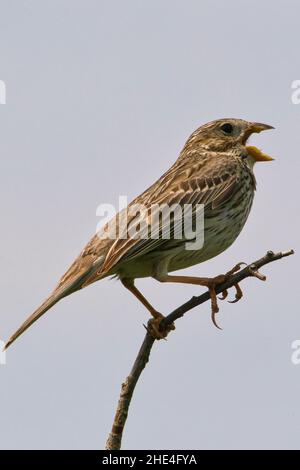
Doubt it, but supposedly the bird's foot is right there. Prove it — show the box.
[218,262,246,302]
[146,313,175,340]
[206,263,247,329]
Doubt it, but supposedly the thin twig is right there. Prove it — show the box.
[105,249,294,450]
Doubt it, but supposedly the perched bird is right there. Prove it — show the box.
[5,118,274,349]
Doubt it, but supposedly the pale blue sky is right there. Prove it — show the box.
[0,0,299,449]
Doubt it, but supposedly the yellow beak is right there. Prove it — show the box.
[245,122,275,162]
[246,145,275,162]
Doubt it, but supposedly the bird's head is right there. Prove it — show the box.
[182,118,275,165]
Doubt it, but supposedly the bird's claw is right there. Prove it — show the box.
[228,283,243,304]
[209,286,223,330]
[146,314,175,340]
[219,289,228,300]
[208,263,246,328]
[225,262,247,278]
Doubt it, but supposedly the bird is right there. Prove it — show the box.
[4,118,274,349]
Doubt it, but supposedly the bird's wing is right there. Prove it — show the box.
[94,154,241,277]
[53,234,112,292]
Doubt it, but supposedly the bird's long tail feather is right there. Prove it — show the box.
[4,292,64,350]
[4,255,105,350]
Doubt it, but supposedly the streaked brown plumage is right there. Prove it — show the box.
[5,118,274,349]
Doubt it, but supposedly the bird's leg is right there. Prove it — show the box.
[121,278,161,319]
[121,278,175,340]
[153,273,224,328]
[153,262,246,329]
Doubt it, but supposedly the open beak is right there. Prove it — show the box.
[244,122,275,162]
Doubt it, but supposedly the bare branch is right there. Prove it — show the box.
[105,333,155,450]
[161,249,294,328]
[105,249,294,450]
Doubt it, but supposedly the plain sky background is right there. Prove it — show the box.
[0,0,299,450]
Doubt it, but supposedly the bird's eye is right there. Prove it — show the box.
[220,123,234,134]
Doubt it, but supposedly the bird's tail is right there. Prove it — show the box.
[4,255,106,350]
[4,292,64,350]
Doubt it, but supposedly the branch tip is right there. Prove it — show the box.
[105,247,294,450]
